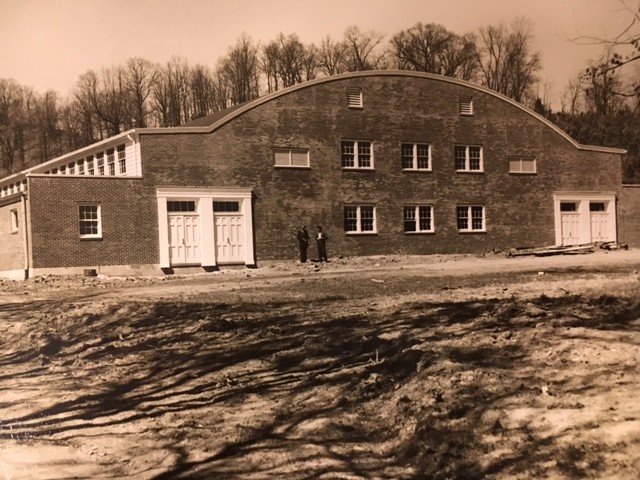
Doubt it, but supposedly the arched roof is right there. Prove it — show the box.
[140,70,625,155]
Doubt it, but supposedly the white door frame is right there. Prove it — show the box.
[157,187,254,268]
[553,192,617,246]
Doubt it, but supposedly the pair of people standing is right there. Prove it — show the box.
[297,225,328,263]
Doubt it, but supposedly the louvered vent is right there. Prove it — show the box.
[347,87,363,108]
[459,96,473,115]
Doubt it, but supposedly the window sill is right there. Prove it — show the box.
[455,170,484,174]
[342,167,375,171]
[458,230,486,234]
[509,171,537,175]
[345,232,378,235]
[80,236,103,241]
[274,165,311,170]
[402,169,432,173]
[405,231,435,235]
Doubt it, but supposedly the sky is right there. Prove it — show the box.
[0,0,635,109]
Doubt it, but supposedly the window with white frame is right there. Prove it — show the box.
[404,205,433,233]
[10,209,18,234]
[77,160,85,175]
[59,165,66,175]
[457,205,485,232]
[509,156,536,174]
[68,162,75,175]
[401,143,431,170]
[341,140,373,169]
[96,153,105,175]
[459,96,474,115]
[344,205,376,233]
[455,145,483,172]
[117,145,127,174]
[87,156,95,175]
[78,204,102,238]
[347,87,363,108]
[107,149,116,175]
[273,148,310,168]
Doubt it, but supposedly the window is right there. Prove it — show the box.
[560,202,577,212]
[401,143,431,170]
[342,140,373,169]
[107,149,116,176]
[590,202,606,212]
[79,204,101,238]
[457,206,485,232]
[96,153,105,175]
[77,160,85,175]
[404,206,433,233]
[347,87,363,108]
[459,96,474,115]
[117,145,127,174]
[274,148,310,168]
[213,201,240,212]
[59,165,66,175]
[167,201,196,212]
[10,209,18,234]
[455,145,483,172]
[509,156,536,174]
[344,205,376,233]
[68,163,75,175]
[87,156,95,175]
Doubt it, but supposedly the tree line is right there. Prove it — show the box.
[1,9,638,181]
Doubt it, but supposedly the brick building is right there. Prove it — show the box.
[0,71,629,279]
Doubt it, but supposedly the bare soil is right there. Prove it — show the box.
[1,250,639,479]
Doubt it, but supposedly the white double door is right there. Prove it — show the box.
[558,198,614,246]
[168,212,245,265]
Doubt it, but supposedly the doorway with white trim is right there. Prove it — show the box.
[156,188,255,270]
[554,193,617,246]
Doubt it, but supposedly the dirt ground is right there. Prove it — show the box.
[1,249,639,479]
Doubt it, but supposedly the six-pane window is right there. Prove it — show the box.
[117,145,127,174]
[401,143,431,170]
[107,149,116,175]
[274,148,310,167]
[344,205,376,233]
[455,145,483,171]
[404,206,433,233]
[96,153,105,175]
[79,205,101,238]
[342,140,373,169]
[457,206,485,232]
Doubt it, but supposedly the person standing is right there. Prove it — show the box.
[296,225,309,263]
[316,225,328,262]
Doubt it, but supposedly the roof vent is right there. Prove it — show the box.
[459,96,473,115]
[347,87,363,109]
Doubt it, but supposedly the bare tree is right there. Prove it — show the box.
[318,36,348,76]
[343,26,387,71]
[190,64,218,119]
[125,57,158,128]
[220,34,260,105]
[476,18,541,102]
[390,23,478,80]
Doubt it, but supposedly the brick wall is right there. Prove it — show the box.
[619,185,640,247]
[139,74,623,260]
[0,198,25,272]
[28,176,158,268]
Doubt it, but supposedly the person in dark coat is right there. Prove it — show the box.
[316,225,328,262]
[296,225,309,263]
